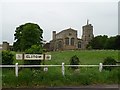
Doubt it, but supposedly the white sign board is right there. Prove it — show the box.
[16,54,51,60]
[16,54,23,60]
[24,54,43,60]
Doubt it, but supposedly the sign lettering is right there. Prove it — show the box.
[24,54,43,60]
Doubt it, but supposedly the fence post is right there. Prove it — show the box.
[62,62,65,76]
[15,63,18,77]
[99,63,103,72]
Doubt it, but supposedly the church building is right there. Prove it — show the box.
[49,20,94,51]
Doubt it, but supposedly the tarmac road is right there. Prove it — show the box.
[2,85,120,90]
[1,88,119,90]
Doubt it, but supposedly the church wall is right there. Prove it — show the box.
[55,29,78,50]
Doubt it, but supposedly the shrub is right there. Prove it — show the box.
[103,57,116,71]
[24,45,43,65]
[24,45,43,70]
[2,51,14,65]
[70,55,80,70]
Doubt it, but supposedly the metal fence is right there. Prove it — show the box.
[0,63,120,77]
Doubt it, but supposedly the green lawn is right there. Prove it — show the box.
[2,50,120,88]
[13,50,119,65]
[45,50,119,65]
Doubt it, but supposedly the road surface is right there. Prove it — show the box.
[2,85,120,90]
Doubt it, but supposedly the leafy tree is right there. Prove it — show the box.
[88,35,120,50]
[115,35,120,50]
[25,45,43,54]
[13,23,43,51]
[104,36,116,49]
[2,51,14,65]
[88,35,108,49]
[70,55,80,70]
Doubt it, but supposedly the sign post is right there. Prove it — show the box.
[15,63,18,77]
[62,62,65,76]
[99,63,103,72]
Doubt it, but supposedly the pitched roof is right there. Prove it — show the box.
[56,28,77,35]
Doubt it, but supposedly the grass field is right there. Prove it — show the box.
[2,50,120,88]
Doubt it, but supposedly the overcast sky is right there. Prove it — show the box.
[1,0,119,44]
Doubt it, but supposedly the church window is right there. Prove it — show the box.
[69,33,72,36]
[71,38,74,46]
[78,42,81,48]
[65,37,69,45]
[58,41,62,49]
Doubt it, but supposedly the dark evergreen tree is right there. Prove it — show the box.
[70,55,80,70]
[103,57,116,71]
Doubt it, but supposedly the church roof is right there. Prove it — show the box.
[56,28,77,35]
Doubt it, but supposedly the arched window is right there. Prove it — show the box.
[71,38,74,46]
[78,42,81,48]
[65,37,69,45]
[58,41,62,49]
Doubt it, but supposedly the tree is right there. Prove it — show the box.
[25,45,43,54]
[115,35,120,50]
[88,35,120,50]
[13,23,43,51]
[88,35,108,49]
[104,36,116,49]
[105,35,120,50]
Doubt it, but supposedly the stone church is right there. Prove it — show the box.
[49,20,94,51]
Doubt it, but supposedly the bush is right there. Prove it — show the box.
[70,55,80,70]
[24,45,43,65]
[2,51,14,65]
[103,57,116,71]
[24,45,43,70]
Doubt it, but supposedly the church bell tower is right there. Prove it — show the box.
[82,20,94,48]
